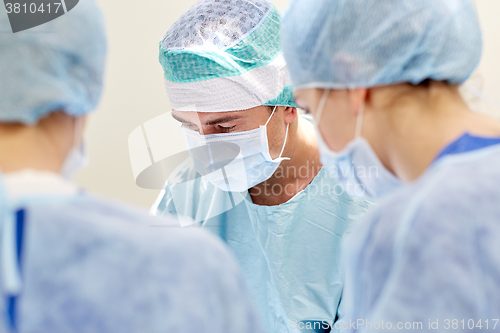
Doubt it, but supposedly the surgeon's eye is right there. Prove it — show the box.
[218,125,236,133]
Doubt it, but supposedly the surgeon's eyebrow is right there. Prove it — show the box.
[171,113,243,126]
[204,116,242,126]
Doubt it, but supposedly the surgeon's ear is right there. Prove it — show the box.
[350,88,368,115]
[283,106,298,124]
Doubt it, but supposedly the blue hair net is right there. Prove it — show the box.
[281,0,482,90]
[0,0,107,124]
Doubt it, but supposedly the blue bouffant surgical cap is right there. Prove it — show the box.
[281,0,482,90]
[159,0,297,112]
[0,0,107,124]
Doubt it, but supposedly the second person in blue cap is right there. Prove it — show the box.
[282,0,500,331]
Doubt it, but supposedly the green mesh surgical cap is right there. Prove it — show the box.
[159,0,297,112]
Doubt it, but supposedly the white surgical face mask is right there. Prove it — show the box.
[60,118,88,179]
[182,106,290,192]
[314,89,402,199]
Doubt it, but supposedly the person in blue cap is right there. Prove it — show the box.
[0,1,263,332]
[151,0,376,331]
[282,0,500,331]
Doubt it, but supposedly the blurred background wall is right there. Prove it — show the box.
[75,0,500,209]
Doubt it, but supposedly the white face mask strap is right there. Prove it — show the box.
[355,101,365,139]
[264,105,278,127]
[264,105,290,160]
[72,117,85,148]
[278,124,290,160]
[316,89,330,123]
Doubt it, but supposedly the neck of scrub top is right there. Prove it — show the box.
[363,82,500,183]
[0,112,82,174]
[249,109,323,207]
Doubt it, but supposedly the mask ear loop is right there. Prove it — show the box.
[265,106,291,161]
[278,123,290,160]
[355,101,365,139]
[265,105,278,126]
[316,89,330,123]
[72,117,85,149]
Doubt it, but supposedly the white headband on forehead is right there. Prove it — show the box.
[164,55,293,112]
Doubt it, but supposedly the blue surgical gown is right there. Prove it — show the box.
[0,170,263,333]
[152,158,374,332]
[342,134,500,332]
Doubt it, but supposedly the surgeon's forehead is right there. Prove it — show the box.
[172,106,269,123]
[171,110,245,126]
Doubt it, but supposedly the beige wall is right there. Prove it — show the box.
[465,0,500,117]
[75,0,500,209]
